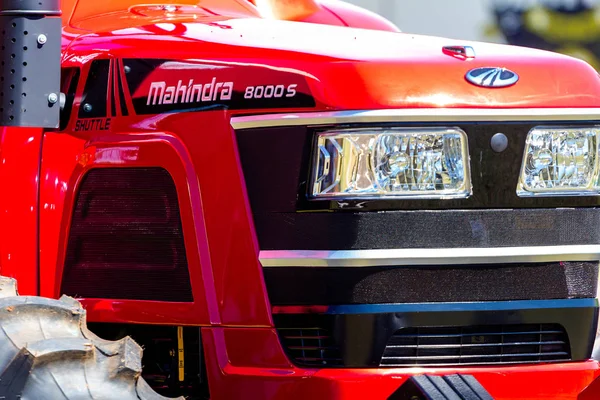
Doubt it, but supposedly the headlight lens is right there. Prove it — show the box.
[517,126,600,197]
[310,128,471,199]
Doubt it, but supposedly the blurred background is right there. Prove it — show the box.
[345,0,600,69]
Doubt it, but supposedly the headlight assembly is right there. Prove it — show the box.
[310,127,471,200]
[517,126,600,197]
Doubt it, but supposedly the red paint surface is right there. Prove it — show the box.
[40,130,214,326]
[62,20,600,110]
[52,14,600,327]
[0,1,594,397]
[0,127,42,295]
[202,327,600,400]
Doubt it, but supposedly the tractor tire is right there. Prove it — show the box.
[0,276,183,400]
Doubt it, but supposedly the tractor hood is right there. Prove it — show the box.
[65,17,600,111]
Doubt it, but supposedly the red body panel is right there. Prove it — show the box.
[62,21,600,110]
[205,327,600,399]
[0,127,43,295]
[45,16,600,329]
[2,1,599,398]
[313,0,399,32]
[40,129,218,325]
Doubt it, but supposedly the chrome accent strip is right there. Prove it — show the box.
[231,108,600,130]
[319,298,598,315]
[259,245,600,267]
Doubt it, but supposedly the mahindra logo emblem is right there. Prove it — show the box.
[465,67,518,88]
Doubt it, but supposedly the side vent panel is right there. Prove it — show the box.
[61,168,193,302]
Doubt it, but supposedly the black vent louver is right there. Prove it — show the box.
[381,324,570,367]
[61,167,193,302]
[275,314,343,367]
[278,327,343,367]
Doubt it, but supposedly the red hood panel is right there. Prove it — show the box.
[65,18,600,110]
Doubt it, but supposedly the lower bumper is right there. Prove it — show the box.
[203,327,600,400]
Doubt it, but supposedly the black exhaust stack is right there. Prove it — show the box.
[0,0,61,127]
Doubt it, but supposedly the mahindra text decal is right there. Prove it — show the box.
[147,78,300,106]
[147,78,234,106]
[124,59,316,115]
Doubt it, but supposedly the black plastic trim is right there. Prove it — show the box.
[273,301,597,368]
[78,60,109,118]
[264,262,599,305]
[59,67,80,131]
[255,208,600,250]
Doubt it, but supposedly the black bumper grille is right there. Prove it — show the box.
[277,323,572,368]
[274,304,595,369]
[381,324,570,367]
[278,327,342,367]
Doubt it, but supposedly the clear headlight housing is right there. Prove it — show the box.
[310,127,471,199]
[517,126,600,197]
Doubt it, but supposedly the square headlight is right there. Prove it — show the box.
[517,126,600,197]
[310,127,471,199]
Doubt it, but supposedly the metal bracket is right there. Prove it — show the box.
[0,0,61,127]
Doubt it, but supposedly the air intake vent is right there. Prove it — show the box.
[381,324,570,367]
[61,167,193,302]
[278,327,342,367]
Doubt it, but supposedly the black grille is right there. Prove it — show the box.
[61,167,193,302]
[381,324,571,367]
[264,261,598,305]
[278,327,342,367]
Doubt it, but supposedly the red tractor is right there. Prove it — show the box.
[1,0,600,398]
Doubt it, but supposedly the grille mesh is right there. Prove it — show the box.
[381,324,571,367]
[278,327,342,367]
[61,168,193,302]
[265,261,599,305]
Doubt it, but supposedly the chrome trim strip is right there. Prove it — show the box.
[259,245,600,267]
[319,298,598,315]
[231,108,600,130]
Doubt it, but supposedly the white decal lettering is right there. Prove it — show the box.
[147,78,303,106]
[163,86,175,104]
[286,84,297,97]
[175,80,186,104]
[192,84,203,102]
[202,77,216,101]
[274,85,285,97]
[147,81,166,105]
[213,82,224,100]
[146,77,234,106]
[244,84,298,99]
[264,85,274,98]
[221,82,233,100]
